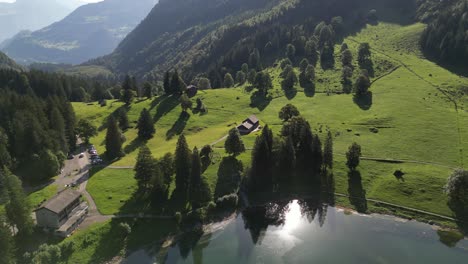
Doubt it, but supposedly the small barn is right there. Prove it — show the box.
[186,85,198,97]
[237,115,260,135]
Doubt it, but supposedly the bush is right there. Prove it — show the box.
[118,222,132,237]
[216,194,239,210]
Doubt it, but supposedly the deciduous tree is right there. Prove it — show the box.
[346,143,361,171]
[225,128,245,157]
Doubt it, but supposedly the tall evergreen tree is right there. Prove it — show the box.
[143,82,153,99]
[0,213,15,264]
[249,48,262,70]
[159,153,174,188]
[163,71,172,95]
[250,135,272,192]
[0,128,12,169]
[175,134,191,195]
[134,145,156,190]
[254,71,273,95]
[277,136,296,183]
[224,128,246,157]
[137,108,156,140]
[122,75,135,105]
[323,131,334,169]
[105,116,124,159]
[2,169,33,236]
[171,70,186,94]
[189,147,211,208]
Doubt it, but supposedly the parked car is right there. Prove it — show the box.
[67,153,74,160]
[78,153,84,159]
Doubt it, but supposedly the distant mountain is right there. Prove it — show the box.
[2,0,157,65]
[0,0,73,43]
[0,51,23,71]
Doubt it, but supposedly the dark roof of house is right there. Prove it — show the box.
[37,189,81,214]
[238,122,253,130]
[246,115,259,124]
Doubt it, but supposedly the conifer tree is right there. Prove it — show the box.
[105,116,124,159]
[143,82,153,99]
[224,128,246,157]
[122,75,135,105]
[277,136,296,183]
[171,70,186,94]
[134,145,156,190]
[0,212,14,264]
[163,71,172,95]
[137,108,156,140]
[250,136,272,192]
[323,131,334,169]
[189,148,211,208]
[281,69,298,91]
[159,153,174,188]
[175,134,191,195]
[299,58,309,72]
[2,168,33,236]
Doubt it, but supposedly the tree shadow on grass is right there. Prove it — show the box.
[153,96,180,123]
[284,89,298,100]
[98,105,131,132]
[348,170,368,213]
[214,157,243,199]
[166,112,190,140]
[250,91,271,111]
[353,92,373,110]
[89,220,127,264]
[124,137,146,155]
[303,83,316,97]
[149,96,167,111]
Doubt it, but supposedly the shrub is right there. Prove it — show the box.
[216,194,239,210]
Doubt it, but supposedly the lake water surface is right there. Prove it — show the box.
[123,200,468,264]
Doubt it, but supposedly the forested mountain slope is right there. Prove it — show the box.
[89,0,416,80]
[1,0,157,65]
[0,51,23,71]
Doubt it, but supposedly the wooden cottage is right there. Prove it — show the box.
[237,115,260,135]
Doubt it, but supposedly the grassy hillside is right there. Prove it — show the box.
[74,22,468,218]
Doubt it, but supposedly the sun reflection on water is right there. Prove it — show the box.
[281,200,302,234]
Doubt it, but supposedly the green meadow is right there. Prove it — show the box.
[73,22,467,219]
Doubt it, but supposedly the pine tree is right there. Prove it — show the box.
[134,145,156,190]
[355,71,371,95]
[163,71,172,95]
[236,71,246,85]
[159,153,174,188]
[224,128,246,157]
[341,49,353,67]
[248,48,262,70]
[250,136,272,192]
[286,44,296,61]
[281,69,298,91]
[0,128,12,169]
[175,134,191,195]
[277,136,296,183]
[137,108,156,140]
[0,213,15,264]
[122,75,135,105]
[2,168,33,236]
[105,116,124,159]
[189,147,211,208]
[260,125,274,152]
[171,70,186,94]
[323,131,334,169]
[346,143,362,171]
[247,69,257,84]
[143,82,153,99]
[49,107,68,154]
[305,40,319,66]
[299,58,309,72]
